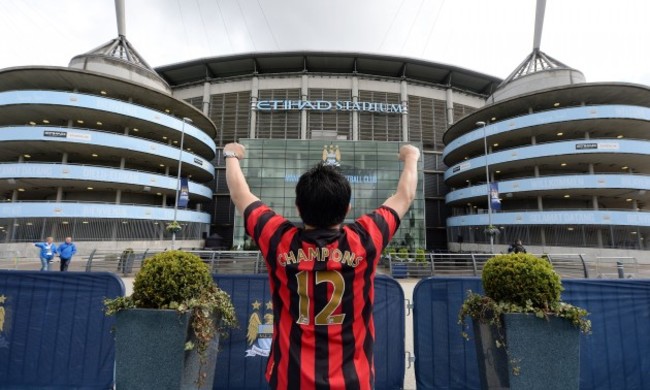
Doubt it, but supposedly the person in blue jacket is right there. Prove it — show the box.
[57,236,77,272]
[35,236,57,271]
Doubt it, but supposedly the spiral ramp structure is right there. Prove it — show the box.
[0,34,217,244]
[444,53,650,253]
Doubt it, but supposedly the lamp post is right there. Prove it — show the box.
[171,117,192,250]
[476,121,494,254]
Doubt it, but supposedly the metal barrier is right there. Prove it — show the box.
[594,256,639,278]
[185,250,265,274]
[83,249,265,276]
[0,248,629,280]
[387,252,592,279]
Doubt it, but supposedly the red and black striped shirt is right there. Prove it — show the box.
[244,201,400,390]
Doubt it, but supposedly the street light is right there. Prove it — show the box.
[171,116,192,250]
[476,121,494,254]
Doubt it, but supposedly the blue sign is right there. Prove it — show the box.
[177,177,189,208]
[490,182,501,211]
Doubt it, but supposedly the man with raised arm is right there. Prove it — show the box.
[224,142,420,390]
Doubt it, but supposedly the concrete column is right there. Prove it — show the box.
[56,152,68,202]
[352,76,359,140]
[531,135,536,145]
[592,195,599,210]
[202,81,211,116]
[162,194,167,208]
[118,158,126,204]
[124,126,129,135]
[534,166,540,177]
[585,131,590,140]
[446,88,454,125]
[588,163,594,174]
[400,79,408,142]
[300,74,308,140]
[633,200,639,210]
[250,76,259,139]
[537,193,546,246]
[597,229,604,248]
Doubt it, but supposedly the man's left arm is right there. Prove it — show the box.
[224,142,260,215]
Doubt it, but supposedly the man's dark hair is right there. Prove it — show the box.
[295,163,351,228]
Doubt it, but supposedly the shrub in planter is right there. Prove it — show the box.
[415,248,426,263]
[458,253,591,389]
[105,250,237,389]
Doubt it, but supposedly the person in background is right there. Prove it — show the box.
[508,239,527,254]
[57,237,77,272]
[224,141,420,390]
[35,237,57,271]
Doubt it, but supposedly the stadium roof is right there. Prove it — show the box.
[155,51,502,96]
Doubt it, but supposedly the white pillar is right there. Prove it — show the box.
[400,79,408,141]
[301,74,308,140]
[250,76,259,139]
[352,76,359,140]
[446,88,454,125]
[202,81,211,116]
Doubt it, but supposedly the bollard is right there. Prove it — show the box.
[616,261,625,279]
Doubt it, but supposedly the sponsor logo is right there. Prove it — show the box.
[43,130,67,138]
[576,142,619,150]
[575,143,598,150]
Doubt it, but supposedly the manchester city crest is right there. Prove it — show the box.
[322,145,341,167]
[245,299,273,357]
[0,294,8,349]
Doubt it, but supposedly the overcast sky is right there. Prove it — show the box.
[1,0,649,85]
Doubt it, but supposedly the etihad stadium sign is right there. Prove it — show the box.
[254,100,407,114]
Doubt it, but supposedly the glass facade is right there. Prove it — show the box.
[231,139,425,250]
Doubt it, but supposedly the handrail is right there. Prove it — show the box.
[1,249,638,280]
[0,161,211,191]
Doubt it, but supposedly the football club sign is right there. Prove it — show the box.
[245,299,273,357]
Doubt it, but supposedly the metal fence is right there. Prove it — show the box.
[0,249,642,280]
[84,249,265,276]
[384,252,608,280]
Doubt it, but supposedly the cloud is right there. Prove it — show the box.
[0,0,649,85]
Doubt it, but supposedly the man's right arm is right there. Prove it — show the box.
[223,142,260,215]
[383,144,421,219]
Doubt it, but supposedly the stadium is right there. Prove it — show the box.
[155,52,500,250]
[1,3,650,260]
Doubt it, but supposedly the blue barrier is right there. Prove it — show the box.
[0,271,124,390]
[412,277,650,390]
[213,274,405,390]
